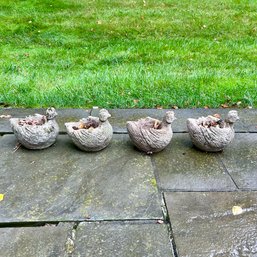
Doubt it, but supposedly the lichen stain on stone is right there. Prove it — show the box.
[83,193,94,206]
[150,178,157,188]
[65,237,75,254]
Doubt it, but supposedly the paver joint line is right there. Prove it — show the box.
[160,189,257,193]
[161,193,179,257]
[0,222,59,228]
[150,156,162,192]
[215,154,240,189]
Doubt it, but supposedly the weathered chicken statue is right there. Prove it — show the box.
[65,109,113,152]
[126,111,176,154]
[10,107,59,149]
[187,110,239,152]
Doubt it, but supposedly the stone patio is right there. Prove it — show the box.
[0,107,257,257]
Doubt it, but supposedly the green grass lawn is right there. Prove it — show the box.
[0,0,256,108]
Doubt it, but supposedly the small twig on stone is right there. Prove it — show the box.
[12,143,21,153]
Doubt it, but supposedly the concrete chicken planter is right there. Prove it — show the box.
[126,111,176,154]
[65,109,113,152]
[187,110,239,152]
[9,107,59,150]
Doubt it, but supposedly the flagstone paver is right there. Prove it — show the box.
[0,134,162,223]
[219,133,257,189]
[0,108,90,134]
[152,133,236,191]
[0,224,72,257]
[165,192,257,257]
[74,222,174,257]
[239,110,257,132]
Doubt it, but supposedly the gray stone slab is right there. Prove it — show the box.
[74,222,173,257]
[0,108,89,133]
[239,109,257,132]
[91,108,257,133]
[152,133,236,191]
[219,133,257,189]
[165,192,257,257]
[0,134,162,223]
[0,225,72,257]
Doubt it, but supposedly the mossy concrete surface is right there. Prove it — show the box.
[152,133,236,191]
[74,222,172,257]
[0,224,73,257]
[219,133,257,190]
[0,108,256,256]
[0,134,162,222]
[165,192,257,257]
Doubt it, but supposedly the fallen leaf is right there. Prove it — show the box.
[204,106,209,109]
[232,205,243,215]
[0,194,4,201]
[133,99,139,104]
[172,105,178,109]
[221,104,229,108]
[156,105,163,109]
